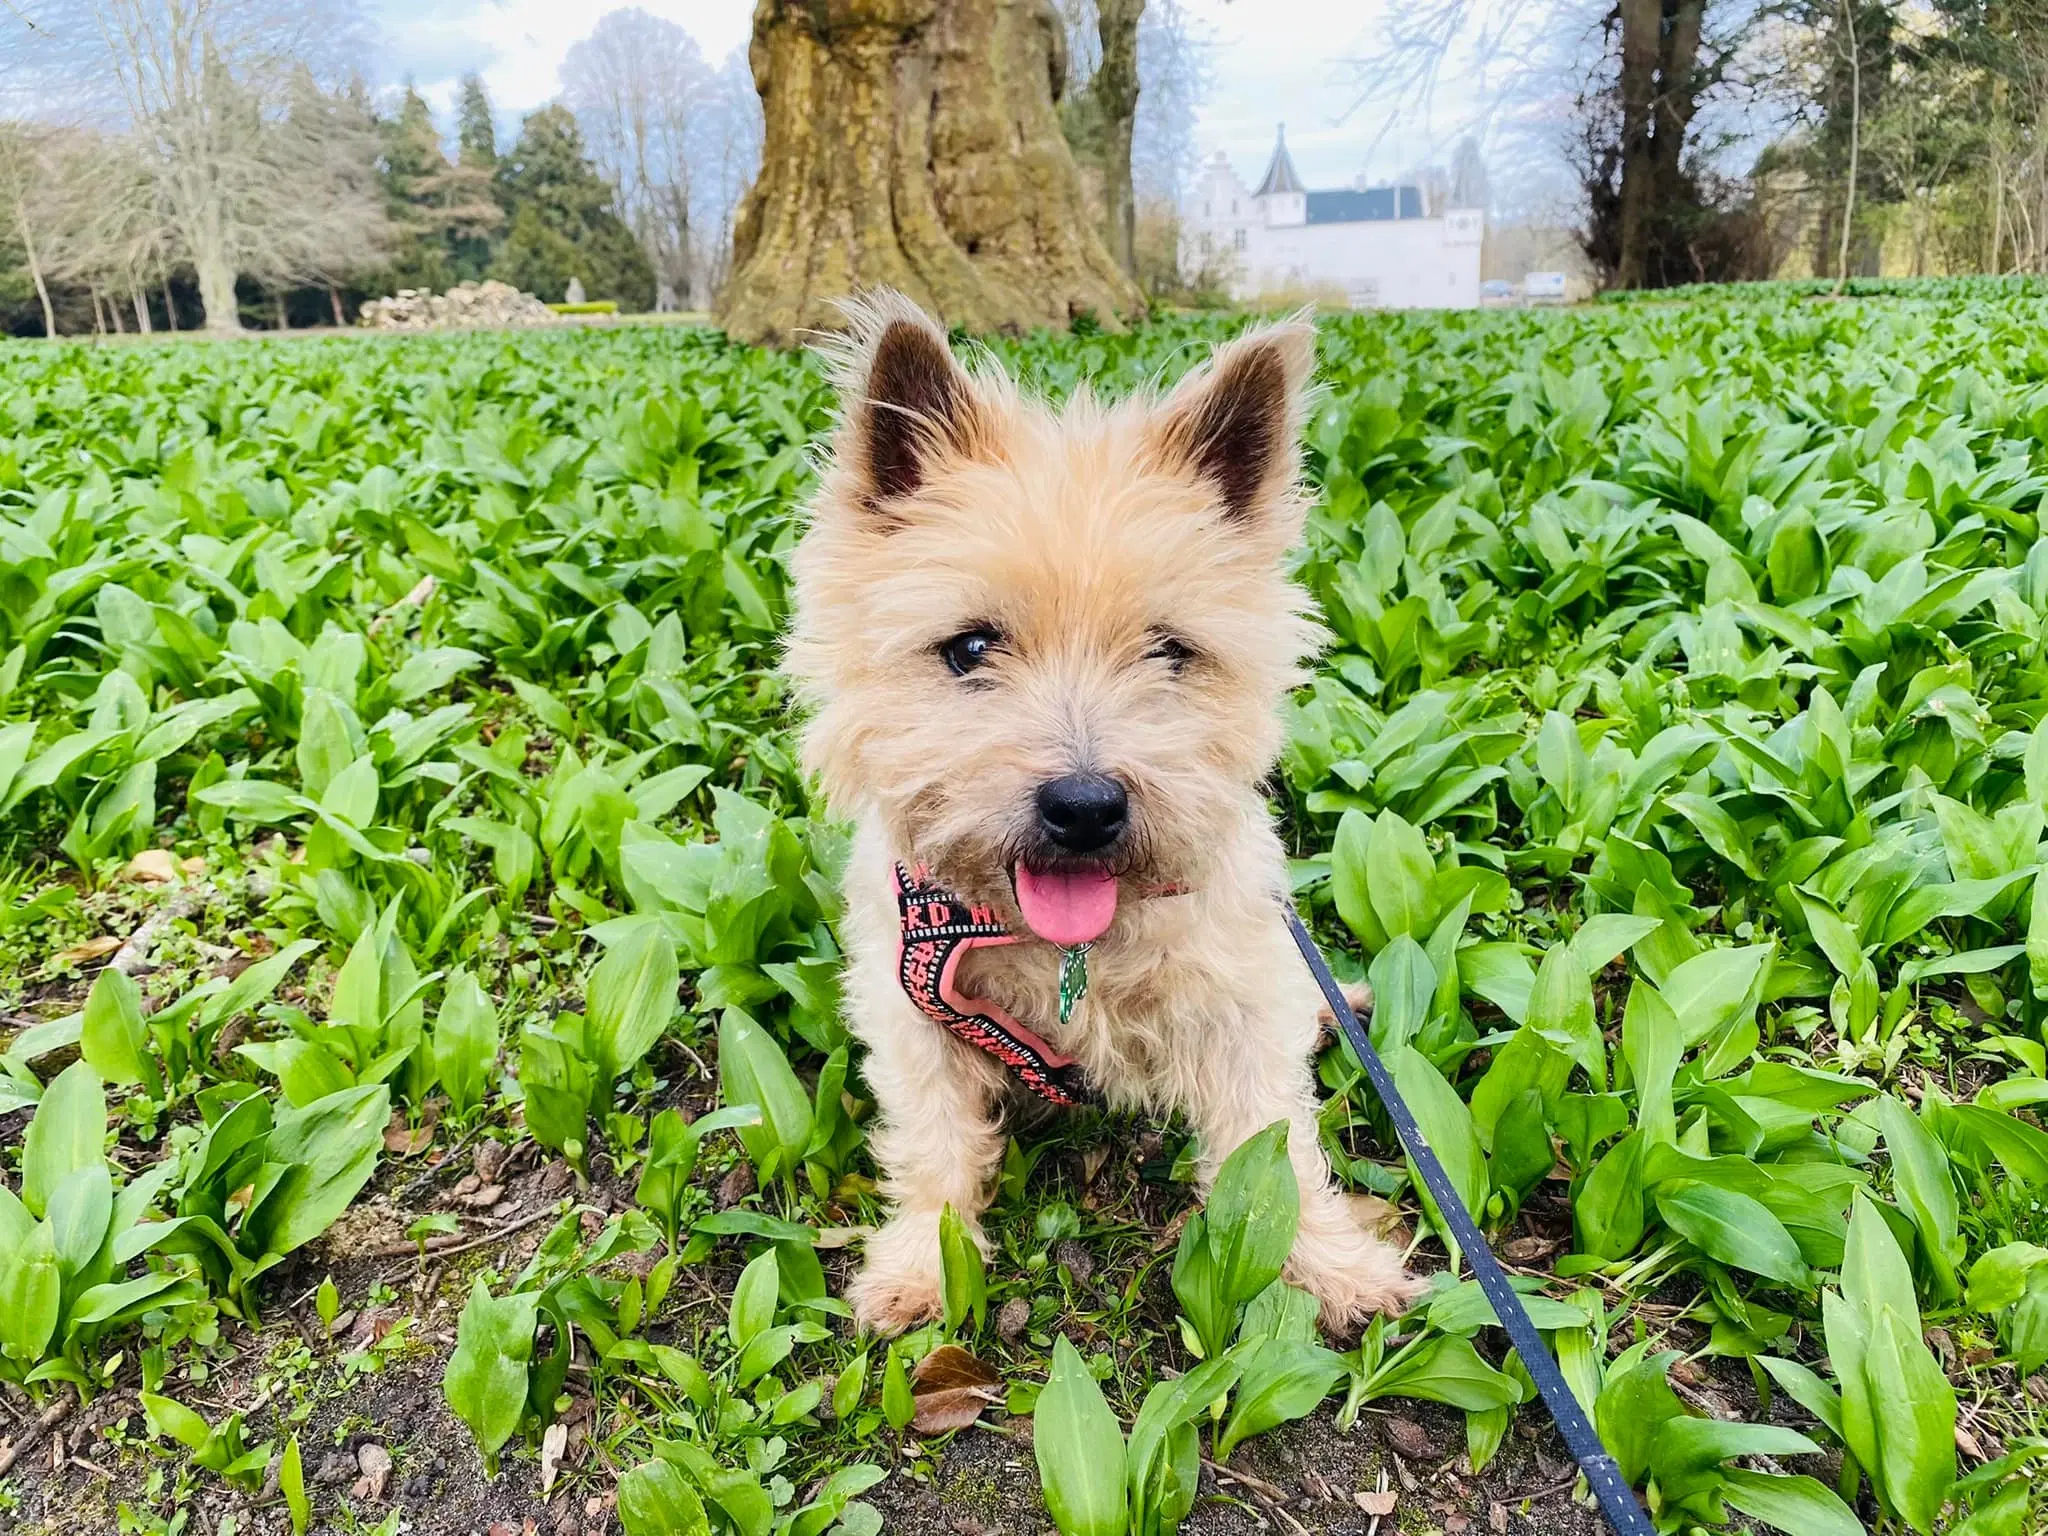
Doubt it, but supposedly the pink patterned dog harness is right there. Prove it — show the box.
[892,861,1096,1107]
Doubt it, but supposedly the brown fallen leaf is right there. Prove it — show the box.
[474,1137,513,1184]
[123,849,179,884]
[461,1183,506,1209]
[1386,1416,1434,1461]
[812,1225,874,1251]
[1490,1501,1509,1533]
[1355,1489,1398,1516]
[910,1343,1003,1435]
[53,935,122,967]
[384,1122,434,1156]
[352,1442,393,1502]
[1956,1420,1987,1463]
[539,1421,569,1495]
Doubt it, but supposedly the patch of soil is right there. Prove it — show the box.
[860,1399,1610,1535]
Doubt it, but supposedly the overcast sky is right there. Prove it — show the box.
[373,0,1497,195]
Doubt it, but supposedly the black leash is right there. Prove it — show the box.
[1285,907,1656,1536]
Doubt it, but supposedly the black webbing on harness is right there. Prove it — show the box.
[1285,907,1657,1536]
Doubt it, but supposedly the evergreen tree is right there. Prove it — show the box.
[377,85,454,290]
[491,105,654,308]
[378,84,501,290]
[457,73,498,170]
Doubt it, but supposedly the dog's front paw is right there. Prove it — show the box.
[1315,981,1374,1029]
[1286,1214,1424,1336]
[846,1216,948,1336]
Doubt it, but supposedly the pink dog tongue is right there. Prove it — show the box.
[1014,867,1119,947]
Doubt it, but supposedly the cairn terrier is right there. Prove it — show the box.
[786,294,1419,1335]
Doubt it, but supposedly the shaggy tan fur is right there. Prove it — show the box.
[786,292,1420,1335]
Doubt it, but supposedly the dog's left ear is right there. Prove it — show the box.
[1147,319,1316,525]
[831,294,992,519]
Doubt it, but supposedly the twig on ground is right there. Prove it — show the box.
[1520,1473,1584,1503]
[110,885,207,975]
[369,1203,561,1263]
[1203,1458,1312,1536]
[0,1391,77,1477]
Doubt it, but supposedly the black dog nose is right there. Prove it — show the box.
[1036,774,1129,853]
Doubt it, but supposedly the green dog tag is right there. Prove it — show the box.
[1057,944,1091,1025]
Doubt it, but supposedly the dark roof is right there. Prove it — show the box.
[1253,126,1306,197]
[1306,186,1425,224]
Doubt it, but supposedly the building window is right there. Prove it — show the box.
[1231,200,1238,214]
[1204,201,1211,217]
[1233,229,1247,251]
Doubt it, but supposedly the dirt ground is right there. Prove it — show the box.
[0,1154,1619,1536]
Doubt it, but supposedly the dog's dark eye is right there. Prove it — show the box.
[1148,633,1196,672]
[940,627,1001,677]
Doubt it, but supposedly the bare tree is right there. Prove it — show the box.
[33,126,166,329]
[24,0,384,332]
[685,46,762,308]
[563,7,708,311]
[1058,1,1210,203]
[0,124,60,335]
[1095,0,1145,275]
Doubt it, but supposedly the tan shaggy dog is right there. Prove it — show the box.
[786,293,1419,1335]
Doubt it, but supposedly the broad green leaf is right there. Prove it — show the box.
[281,1436,310,1536]
[434,970,501,1117]
[242,1084,389,1262]
[1656,1181,1811,1287]
[1874,1095,1961,1300]
[1720,1469,1865,1536]
[1388,1046,1486,1255]
[1034,1335,1129,1536]
[22,1061,105,1219]
[1215,1339,1346,1460]
[717,1008,812,1184]
[1526,941,1603,1089]
[939,1203,987,1336]
[728,1248,779,1350]
[443,1279,539,1469]
[80,967,159,1092]
[1365,810,1437,940]
[1205,1120,1299,1307]
[618,1458,709,1536]
[0,1224,60,1363]
[585,914,678,1094]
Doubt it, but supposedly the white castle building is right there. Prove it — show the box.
[1182,127,1485,310]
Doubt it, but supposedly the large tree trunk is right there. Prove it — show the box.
[719,0,1142,345]
[1096,0,1144,278]
[1614,0,1661,289]
[1651,0,1703,204]
[194,226,241,334]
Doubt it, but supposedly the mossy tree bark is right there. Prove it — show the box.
[718,0,1143,346]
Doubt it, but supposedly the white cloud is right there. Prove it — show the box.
[373,0,753,115]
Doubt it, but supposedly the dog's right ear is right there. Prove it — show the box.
[831,297,989,517]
